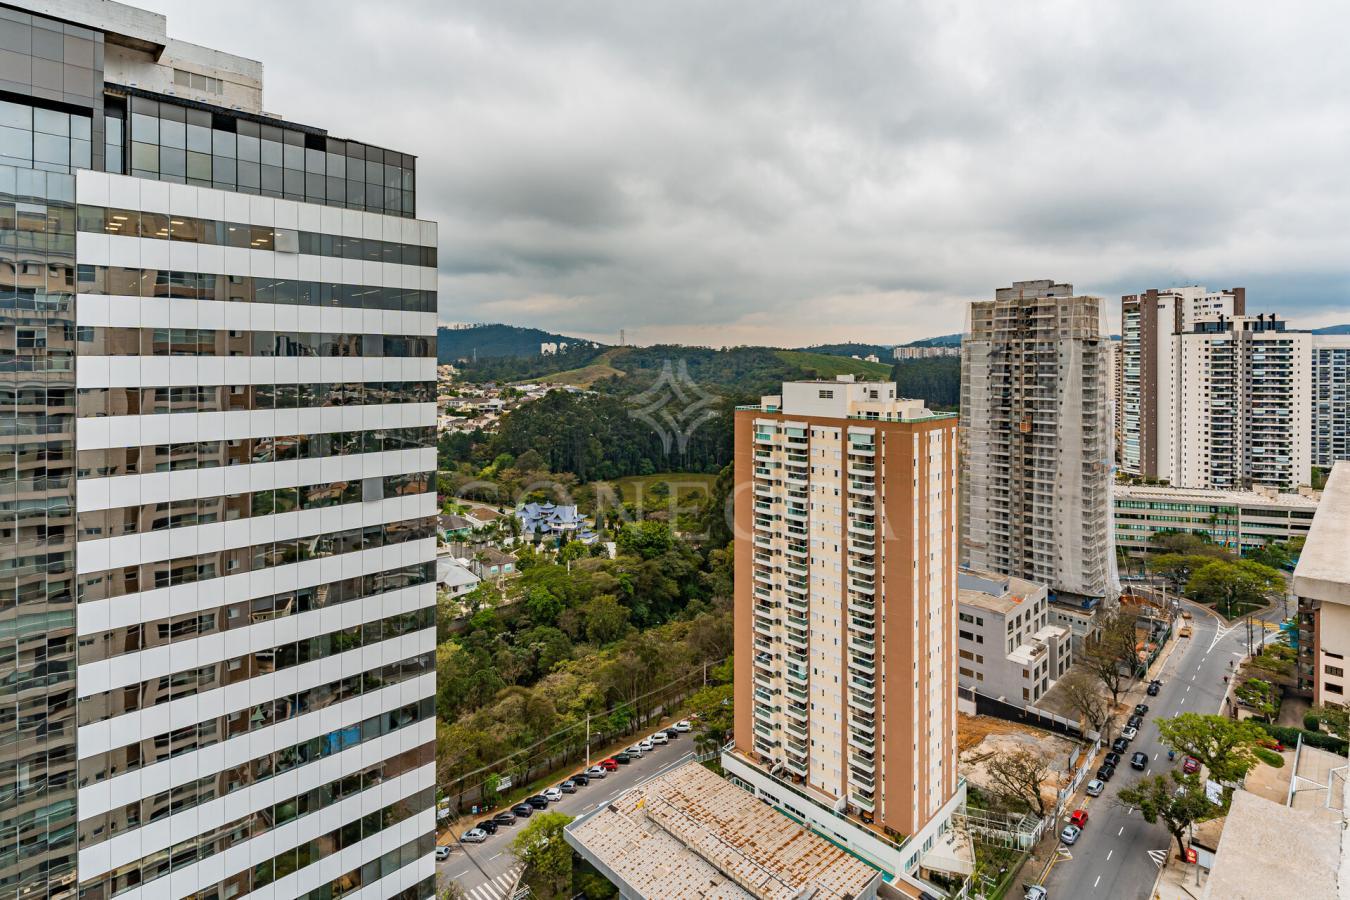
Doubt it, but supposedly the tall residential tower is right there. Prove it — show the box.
[0,4,439,900]
[724,377,968,893]
[960,280,1114,601]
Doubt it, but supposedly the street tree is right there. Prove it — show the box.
[1185,558,1283,618]
[1311,704,1350,737]
[1117,773,1216,859]
[1147,553,1216,591]
[983,748,1053,818]
[1059,670,1112,736]
[1234,676,1279,722]
[1082,606,1141,706]
[688,683,733,756]
[1156,713,1266,783]
[512,811,575,899]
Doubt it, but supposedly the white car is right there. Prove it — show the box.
[639,739,654,752]
[674,720,692,732]
[435,846,452,860]
[626,745,643,757]
[461,828,488,844]
[543,787,563,802]
[1121,726,1139,741]
[651,731,669,745]
[587,765,607,778]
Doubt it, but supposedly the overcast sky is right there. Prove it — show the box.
[146,1,1350,346]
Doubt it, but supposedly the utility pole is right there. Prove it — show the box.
[585,713,591,768]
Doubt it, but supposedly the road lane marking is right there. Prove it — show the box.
[1152,753,1157,760]
[1187,685,1191,692]
[490,852,503,860]
[1180,697,1186,705]
[454,869,470,878]
[1107,849,1113,860]
[1147,768,1151,775]
[1118,826,1124,835]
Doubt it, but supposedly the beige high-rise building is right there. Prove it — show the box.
[960,280,1115,601]
[723,376,969,892]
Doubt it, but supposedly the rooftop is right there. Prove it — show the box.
[566,761,881,900]
[1200,789,1344,900]
[1294,462,1350,605]
[1114,482,1320,509]
[957,567,1045,615]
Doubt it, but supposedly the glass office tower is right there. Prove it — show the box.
[0,4,438,900]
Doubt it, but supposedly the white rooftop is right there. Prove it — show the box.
[1294,462,1350,606]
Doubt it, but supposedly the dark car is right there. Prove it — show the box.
[476,820,499,835]
[511,804,534,818]
[614,752,632,764]
[1096,763,1116,782]
[492,811,517,826]
[526,795,549,809]
[560,780,578,794]
[572,773,590,786]
[1134,703,1150,716]
[1112,737,1129,754]
[663,728,681,739]
[1147,680,1162,696]
[1131,751,1148,770]
[1104,751,1121,767]
[1127,715,1144,730]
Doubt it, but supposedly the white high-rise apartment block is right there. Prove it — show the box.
[0,3,438,900]
[726,377,970,891]
[1313,333,1350,469]
[960,281,1114,601]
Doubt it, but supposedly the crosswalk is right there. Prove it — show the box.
[463,864,524,900]
[1147,848,1168,869]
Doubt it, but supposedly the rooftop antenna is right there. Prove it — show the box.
[620,329,626,347]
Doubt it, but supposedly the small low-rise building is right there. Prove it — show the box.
[436,555,481,598]
[958,568,1072,708]
[1114,482,1319,556]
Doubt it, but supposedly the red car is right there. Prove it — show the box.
[1069,809,1089,828]
[600,758,619,772]
[1182,756,1200,774]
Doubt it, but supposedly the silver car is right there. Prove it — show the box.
[1060,824,1081,845]
[1085,779,1105,797]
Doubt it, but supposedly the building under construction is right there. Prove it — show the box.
[960,280,1115,602]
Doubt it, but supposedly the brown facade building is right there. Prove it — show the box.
[723,377,970,892]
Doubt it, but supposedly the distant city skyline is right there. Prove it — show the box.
[143,1,1350,346]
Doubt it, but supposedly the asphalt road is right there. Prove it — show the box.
[1041,599,1283,900]
[438,736,698,900]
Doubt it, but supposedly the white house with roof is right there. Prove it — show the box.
[958,567,1072,709]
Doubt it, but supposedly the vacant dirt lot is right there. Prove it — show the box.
[958,714,1081,805]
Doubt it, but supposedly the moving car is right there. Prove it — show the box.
[1121,726,1139,740]
[1147,680,1162,697]
[651,732,669,745]
[559,780,577,794]
[1096,763,1116,782]
[1104,751,1121,767]
[674,720,692,732]
[1134,703,1150,716]
[1060,824,1082,845]
[1182,611,1193,620]
[526,795,550,809]
[1127,715,1144,730]
[1069,809,1089,828]
[1179,626,1193,638]
[1131,751,1148,770]
[492,810,517,825]
[476,820,499,835]
[1183,756,1201,774]
[588,765,608,778]
[639,739,654,752]
[461,828,488,844]
[1112,737,1129,754]
[1085,779,1105,797]
[543,787,563,802]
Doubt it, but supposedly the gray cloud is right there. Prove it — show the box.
[146,0,1350,344]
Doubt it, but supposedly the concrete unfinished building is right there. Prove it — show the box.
[961,281,1115,602]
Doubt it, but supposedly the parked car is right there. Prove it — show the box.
[1127,715,1144,730]
[526,795,550,809]
[462,828,488,844]
[543,787,563,802]
[587,765,607,778]
[600,758,619,771]
[559,781,577,794]
[492,811,517,825]
[1104,751,1121,767]
[1069,809,1089,828]
[639,739,654,752]
[1096,763,1115,782]
[651,732,669,745]
[512,804,534,818]
[1147,680,1162,697]
[1183,756,1201,775]
[1060,824,1082,845]
[435,846,452,860]
[614,752,632,764]
[1259,738,1285,752]
[1134,703,1150,717]
[674,720,692,732]
[1111,737,1129,754]
[626,745,643,757]
[1131,752,1148,771]
[573,772,590,786]
[1121,726,1139,741]
[1025,887,1048,900]
[476,820,499,835]
[663,728,681,739]
[1085,779,1105,797]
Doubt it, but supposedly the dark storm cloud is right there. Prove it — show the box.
[147,1,1350,343]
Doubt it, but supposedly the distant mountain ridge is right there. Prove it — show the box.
[1313,324,1350,334]
[438,324,602,363]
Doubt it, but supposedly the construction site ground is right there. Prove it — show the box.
[957,713,1080,804]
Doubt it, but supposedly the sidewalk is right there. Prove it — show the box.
[1152,854,1208,900]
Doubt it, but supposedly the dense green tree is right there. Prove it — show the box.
[617,521,675,560]
[1117,773,1216,858]
[1156,713,1266,783]
[1185,558,1283,617]
[888,357,960,409]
